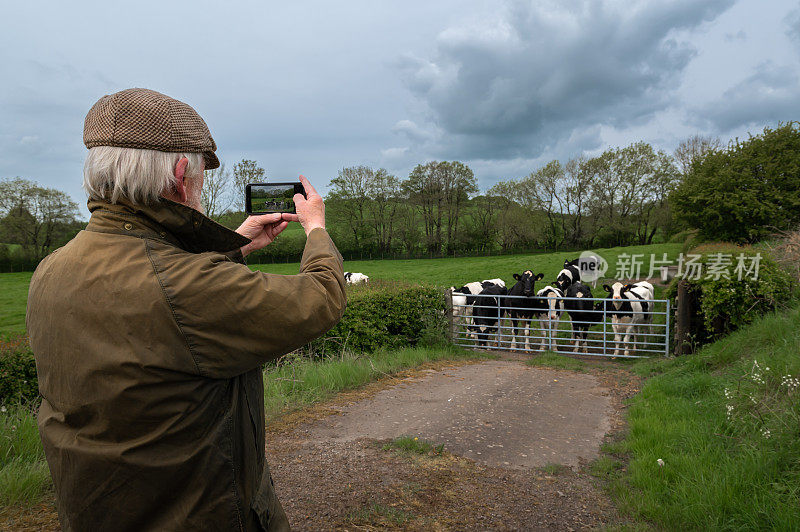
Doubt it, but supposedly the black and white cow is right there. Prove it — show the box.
[555,258,581,293]
[531,285,565,351]
[564,281,602,353]
[470,283,508,347]
[344,272,369,284]
[602,281,655,356]
[449,279,509,334]
[500,270,544,350]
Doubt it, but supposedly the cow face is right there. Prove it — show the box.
[539,286,563,320]
[555,269,574,292]
[512,270,544,296]
[603,282,628,309]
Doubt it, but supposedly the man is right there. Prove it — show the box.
[26,88,347,531]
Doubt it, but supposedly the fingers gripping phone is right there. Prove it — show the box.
[245,183,307,214]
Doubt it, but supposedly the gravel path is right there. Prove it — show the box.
[309,360,612,469]
[266,356,636,530]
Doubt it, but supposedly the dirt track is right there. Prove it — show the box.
[2,354,638,531]
[266,354,638,530]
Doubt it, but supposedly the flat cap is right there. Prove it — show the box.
[83,88,220,169]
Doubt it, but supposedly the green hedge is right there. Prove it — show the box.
[666,248,797,348]
[0,283,448,399]
[0,336,39,405]
[303,281,448,356]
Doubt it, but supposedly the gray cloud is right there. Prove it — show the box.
[694,62,800,132]
[724,30,747,42]
[395,0,734,160]
[786,8,800,49]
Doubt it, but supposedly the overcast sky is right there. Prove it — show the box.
[1,0,798,217]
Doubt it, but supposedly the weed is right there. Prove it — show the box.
[540,462,570,475]
[382,436,444,457]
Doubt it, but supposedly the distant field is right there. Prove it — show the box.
[0,273,32,336]
[0,243,681,336]
[253,243,683,287]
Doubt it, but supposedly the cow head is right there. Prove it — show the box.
[555,269,574,292]
[603,282,627,309]
[539,286,563,320]
[512,270,544,296]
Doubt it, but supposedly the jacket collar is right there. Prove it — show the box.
[86,197,251,254]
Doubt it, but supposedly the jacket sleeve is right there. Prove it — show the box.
[151,228,347,378]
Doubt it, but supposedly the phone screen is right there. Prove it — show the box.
[246,183,305,214]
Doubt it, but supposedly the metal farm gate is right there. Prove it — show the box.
[450,292,670,358]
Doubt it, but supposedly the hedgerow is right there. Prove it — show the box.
[0,336,38,405]
[302,281,448,356]
[665,248,797,348]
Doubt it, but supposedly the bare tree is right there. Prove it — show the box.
[232,159,266,211]
[674,134,721,175]
[201,164,232,220]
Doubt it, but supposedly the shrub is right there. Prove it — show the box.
[666,248,797,347]
[766,229,800,282]
[671,122,800,243]
[0,336,39,405]
[303,281,448,356]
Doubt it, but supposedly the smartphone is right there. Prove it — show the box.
[245,183,306,214]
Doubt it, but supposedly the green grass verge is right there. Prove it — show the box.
[0,404,50,507]
[526,352,588,372]
[605,305,800,529]
[263,345,489,418]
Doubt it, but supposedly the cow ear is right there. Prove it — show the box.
[564,259,569,267]
[623,283,634,292]
[513,273,521,280]
[535,273,544,281]
[602,284,611,292]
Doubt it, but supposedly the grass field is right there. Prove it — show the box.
[0,244,681,336]
[252,242,683,287]
[0,274,32,337]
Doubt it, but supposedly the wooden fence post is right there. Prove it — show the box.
[674,279,693,356]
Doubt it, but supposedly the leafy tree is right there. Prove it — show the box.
[403,161,477,254]
[672,122,800,243]
[367,168,401,254]
[327,165,373,250]
[0,177,80,259]
[563,156,594,246]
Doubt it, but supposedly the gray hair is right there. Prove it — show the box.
[83,146,204,205]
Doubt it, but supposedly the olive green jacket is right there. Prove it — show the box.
[26,198,346,531]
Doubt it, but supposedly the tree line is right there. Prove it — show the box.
[2,123,796,271]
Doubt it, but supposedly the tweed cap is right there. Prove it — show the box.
[83,88,220,169]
